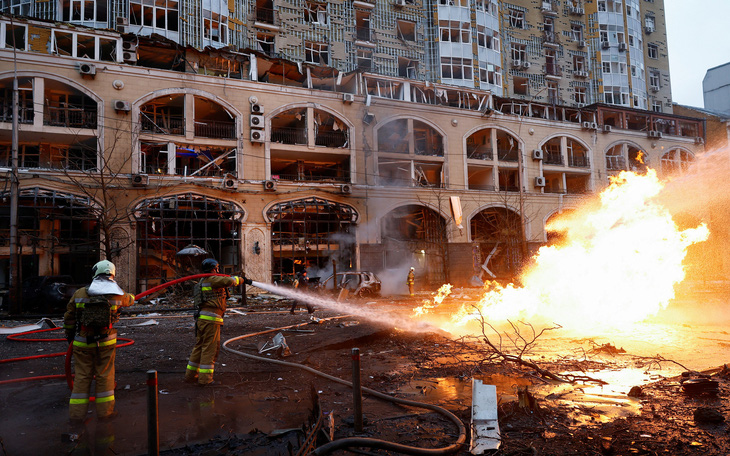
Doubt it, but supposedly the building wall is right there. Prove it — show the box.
[703,63,730,116]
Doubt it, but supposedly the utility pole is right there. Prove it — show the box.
[9,15,20,314]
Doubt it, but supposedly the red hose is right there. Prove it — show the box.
[135,273,230,301]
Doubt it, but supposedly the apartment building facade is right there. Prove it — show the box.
[2,0,672,111]
[0,11,703,310]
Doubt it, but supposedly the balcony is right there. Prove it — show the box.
[541,0,558,16]
[545,63,562,78]
[314,130,349,148]
[543,31,560,47]
[45,106,97,129]
[467,146,493,160]
[356,27,372,42]
[568,155,590,168]
[544,151,563,165]
[255,8,279,28]
[194,120,236,139]
[141,116,185,136]
[271,127,307,145]
[498,148,519,162]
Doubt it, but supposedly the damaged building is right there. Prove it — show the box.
[0,2,706,311]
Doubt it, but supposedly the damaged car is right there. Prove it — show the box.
[319,271,382,298]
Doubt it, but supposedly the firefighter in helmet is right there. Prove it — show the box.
[185,258,252,386]
[63,260,135,425]
[407,267,416,296]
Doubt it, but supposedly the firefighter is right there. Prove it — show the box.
[407,267,415,296]
[290,270,315,314]
[185,258,251,386]
[63,260,135,425]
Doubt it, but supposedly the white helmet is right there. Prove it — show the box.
[92,260,116,278]
[410,267,415,270]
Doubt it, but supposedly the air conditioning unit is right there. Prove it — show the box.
[695,137,704,145]
[131,174,148,187]
[574,70,588,78]
[601,41,610,49]
[123,51,137,63]
[250,129,265,142]
[122,41,137,51]
[78,63,96,76]
[395,0,407,6]
[343,93,355,104]
[362,112,375,125]
[645,26,654,34]
[648,130,663,138]
[532,149,544,160]
[582,121,592,129]
[116,17,129,32]
[602,125,612,133]
[523,61,531,69]
[578,40,587,48]
[250,114,264,128]
[251,103,264,114]
[534,176,546,187]
[590,122,598,130]
[113,100,131,112]
[222,175,238,189]
[618,42,627,52]
[340,184,352,194]
[263,180,277,191]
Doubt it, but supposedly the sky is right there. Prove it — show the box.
[664,0,730,108]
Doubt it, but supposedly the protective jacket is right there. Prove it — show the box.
[63,280,134,421]
[186,275,241,385]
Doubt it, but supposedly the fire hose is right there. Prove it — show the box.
[222,323,466,455]
[0,273,229,386]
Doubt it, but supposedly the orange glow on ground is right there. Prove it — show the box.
[416,170,709,335]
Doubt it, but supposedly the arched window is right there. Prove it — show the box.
[660,148,694,176]
[605,143,646,173]
[470,207,523,279]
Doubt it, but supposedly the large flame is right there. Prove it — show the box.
[434,170,710,334]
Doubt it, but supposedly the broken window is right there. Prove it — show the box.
[140,95,186,135]
[51,29,120,61]
[478,62,501,86]
[511,43,527,63]
[304,1,328,25]
[651,100,662,113]
[396,20,416,41]
[441,57,472,80]
[0,76,33,124]
[255,0,275,24]
[268,197,357,284]
[130,0,179,31]
[271,107,307,145]
[471,207,523,278]
[45,78,98,128]
[466,128,493,160]
[661,149,694,176]
[574,86,587,105]
[135,194,244,288]
[0,188,100,297]
[357,49,373,71]
[513,76,528,95]
[203,10,227,43]
[355,11,372,41]
[398,57,418,78]
[605,143,645,172]
[566,138,589,167]
[542,137,562,165]
[645,15,655,32]
[571,23,583,41]
[2,21,26,50]
[0,140,97,170]
[649,70,660,90]
[439,20,470,43]
[305,41,329,65]
[647,43,658,59]
[257,33,275,56]
[508,8,524,28]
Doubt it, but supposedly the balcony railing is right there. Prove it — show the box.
[271,127,307,145]
[0,100,33,124]
[498,148,519,162]
[194,120,236,139]
[356,27,372,42]
[606,155,626,171]
[500,185,520,192]
[275,173,349,183]
[568,155,590,168]
[255,8,277,25]
[314,130,349,148]
[45,107,97,129]
[545,63,562,77]
[543,31,560,45]
[469,184,496,191]
[140,116,185,135]
[467,147,493,160]
[544,151,563,165]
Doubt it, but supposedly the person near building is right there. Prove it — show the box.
[290,270,315,314]
[63,260,135,425]
[407,267,415,296]
[185,258,251,386]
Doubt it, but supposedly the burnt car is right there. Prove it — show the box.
[21,275,82,314]
[319,271,382,298]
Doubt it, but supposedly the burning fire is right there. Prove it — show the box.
[413,284,453,316]
[422,170,710,333]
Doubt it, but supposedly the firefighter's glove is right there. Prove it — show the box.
[243,276,253,286]
[66,331,75,344]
